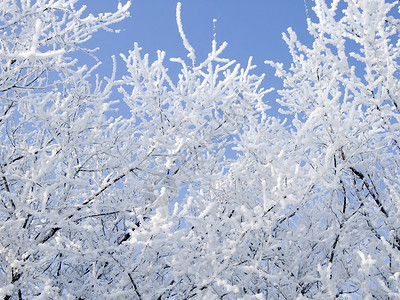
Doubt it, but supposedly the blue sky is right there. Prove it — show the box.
[84,1,314,111]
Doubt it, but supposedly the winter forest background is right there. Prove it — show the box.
[1,0,400,299]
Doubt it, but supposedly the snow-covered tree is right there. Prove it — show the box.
[0,0,133,298]
[1,0,399,299]
[266,0,400,297]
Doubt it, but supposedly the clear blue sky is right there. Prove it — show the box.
[84,1,313,110]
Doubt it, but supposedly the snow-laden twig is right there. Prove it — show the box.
[176,2,196,66]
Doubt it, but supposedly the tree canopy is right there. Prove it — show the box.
[0,0,399,298]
